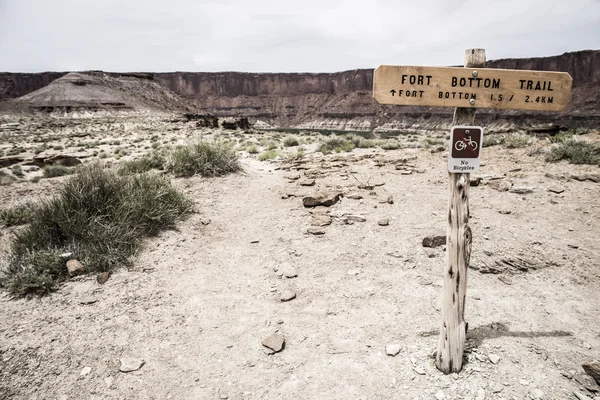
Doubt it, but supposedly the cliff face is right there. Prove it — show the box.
[1,50,599,130]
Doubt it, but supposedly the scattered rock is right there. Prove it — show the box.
[346,193,363,200]
[200,218,211,225]
[583,362,600,385]
[250,240,260,244]
[573,392,591,400]
[530,388,544,399]
[285,174,300,181]
[476,388,486,400]
[311,214,332,227]
[344,215,366,224]
[488,354,500,364]
[66,259,85,277]
[96,272,110,285]
[386,195,394,204]
[435,390,445,400]
[307,227,326,235]
[119,358,145,373]
[385,344,401,356]
[79,297,97,305]
[489,180,512,191]
[280,264,297,278]
[470,177,482,187]
[280,290,296,302]
[413,366,426,375]
[261,333,285,354]
[422,235,446,248]
[510,186,534,194]
[570,174,600,183]
[80,366,91,376]
[299,178,315,186]
[378,219,389,226]
[548,186,565,194]
[302,192,343,207]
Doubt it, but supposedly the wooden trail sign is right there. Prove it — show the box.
[373,65,572,111]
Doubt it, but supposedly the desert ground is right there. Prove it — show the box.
[0,115,599,400]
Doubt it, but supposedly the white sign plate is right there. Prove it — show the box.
[448,126,483,173]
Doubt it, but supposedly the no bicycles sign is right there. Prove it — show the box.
[448,126,483,173]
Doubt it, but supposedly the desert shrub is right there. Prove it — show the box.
[546,140,600,165]
[163,141,241,177]
[284,150,305,161]
[380,140,402,150]
[283,136,299,147]
[118,151,165,175]
[483,135,504,147]
[0,201,37,227]
[550,131,574,144]
[318,137,355,154]
[247,145,259,154]
[0,171,16,186]
[503,134,530,149]
[258,149,278,161]
[11,165,24,178]
[0,164,192,296]
[423,138,445,147]
[43,165,73,178]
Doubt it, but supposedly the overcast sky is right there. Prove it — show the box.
[0,0,598,73]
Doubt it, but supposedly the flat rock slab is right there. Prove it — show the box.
[280,264,298,278]
[261,333,285,354]
[303,192,343,207]
[307,227,326,235]
[311,214,332,227]
[378,219,390,226]
[422,235,446,248]
[66,259,84,277]
[510,186,535,194]
[344,215,366,224]
[119,358,145,373]
[548,186,565,194]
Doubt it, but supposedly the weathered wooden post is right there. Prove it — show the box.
[372,48,572,375]
[435,48,485,374]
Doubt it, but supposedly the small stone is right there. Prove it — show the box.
[79,297,97,305]
[307,227,326,235]
[489,354,500,364]
[583,362,600,385]
[548,186,565,194]
[435,390,445,400]
[200,218,211,225]
[66,259,84,277]
[280,264,297,278]
[344,215,366,224]
[80,367,91,376]
[250,240,260,244]
[531,388,544,399]
[561,370,574,379]
[119,358,145,372]
[476,388,486,400]
[519,379,529,386]
[385,344,401,356]
[413,366,426,375]
[492,384,504,393]
[280,290,296,302]
[299,178,315,186]
[378,219,389,226]
[302,192,343,207]
[285,174,301,181]
[422,235,446,248]
[387,195,394,204]
[470,177,482,187]
[96,272,110,285]
[347,193,363,200]
[510,186,534,194]
[261,333,285,353]
[311,214,332,227]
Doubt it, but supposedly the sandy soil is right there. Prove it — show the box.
[0,116,599,400]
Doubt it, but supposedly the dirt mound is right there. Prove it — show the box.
[0,72,191,114]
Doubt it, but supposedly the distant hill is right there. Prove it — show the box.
[0,71,191,114]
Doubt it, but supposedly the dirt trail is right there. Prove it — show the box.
[1,147,600,400]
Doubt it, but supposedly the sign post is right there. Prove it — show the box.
[372,48,572,374]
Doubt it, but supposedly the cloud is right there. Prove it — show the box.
[0,0,598,72]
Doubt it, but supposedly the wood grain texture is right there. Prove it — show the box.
[436,49,483,374]
[373,53,572,111]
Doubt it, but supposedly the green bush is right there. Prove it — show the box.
[0,201,37,227]
[546,140,600,165]
[283,136,300,147]
[0,164,192,296]
[118,151,165,175]
[11,165,24,178]
[503,134,530,149]
[318,137,355,154]
[0,171,16,186]
[43,165,74,178]
[164,141,241,177]
[258,149,278,161]
[483,135,504,147]
[247,145,259,154]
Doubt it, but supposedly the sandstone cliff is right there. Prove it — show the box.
[1,50,598,130]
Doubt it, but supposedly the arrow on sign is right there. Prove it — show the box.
[390,89,396,96]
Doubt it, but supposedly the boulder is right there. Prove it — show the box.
[302,192,343,207]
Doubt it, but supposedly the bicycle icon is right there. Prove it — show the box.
[454,129,478,152]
